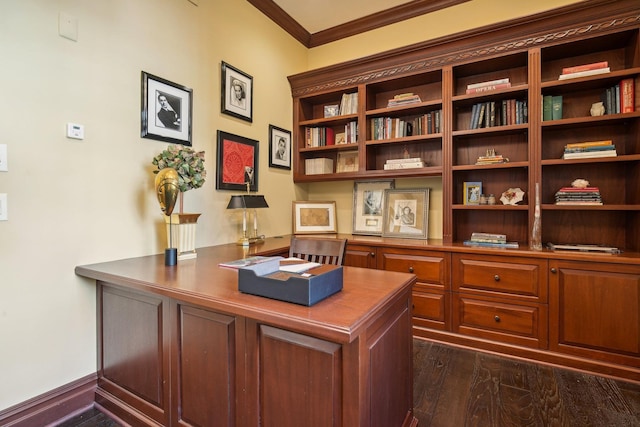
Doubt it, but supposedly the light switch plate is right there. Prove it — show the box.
[67,123,84,139]
[0,144,7,171]
[0,193,7,221]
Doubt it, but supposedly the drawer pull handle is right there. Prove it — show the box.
[551,268,557,274]
[409,266,414,273]
[494,315,501,322]
[370,252,375,257]
[494,275,500,281]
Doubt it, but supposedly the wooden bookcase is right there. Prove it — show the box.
[288,0,640,253]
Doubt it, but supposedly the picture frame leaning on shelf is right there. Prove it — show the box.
[382,188,430,240]
[352,180,395,236]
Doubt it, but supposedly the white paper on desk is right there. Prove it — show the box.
[279,257,321,273]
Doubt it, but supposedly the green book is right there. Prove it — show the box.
[552,95,563,120]
[542,95,553,121]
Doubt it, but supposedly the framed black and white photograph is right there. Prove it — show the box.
[141,71,192,146]
[352,180,395,235]
[382,188,430,239]
[221,61,253,122]
[216,130,259,192]
[268,124,291,170]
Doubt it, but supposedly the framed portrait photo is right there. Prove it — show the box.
[292,201,337,234]
[216,130,259,192]
[463,181,482,205]
[221,61,253,122]
[352,180,395,235]
[268,124,291,170]
[141,71,192,146]
[382,188,430,239]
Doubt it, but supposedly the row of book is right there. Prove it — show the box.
[542,95,562,121]
[562,140,617,160]
[469,99,528,129]
[387,92,422,107]
[558,61,610,80]
[465,78,511,94]
[383,157,425,170]
[463,232,519,249]
[339,92,358,115]
[370,110,442,140]
[305,158,333,175]
[554,186,603,205]
[602,78,635,115]
[304,122,357,147]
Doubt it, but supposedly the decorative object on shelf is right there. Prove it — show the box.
[268,124,291,170]
[352,180,395,236]
[221,61,253,122]
[152,144,206,260]
[382,188,430,240]
[336,150,359,173]
[227,184,269,246]
[590,101,605,116]
[154,168,179,266]
[476,148,508,165]
[554,179,603,205]
[216,130,259,191]
[141,71,193,146]
[488,194,496,205]
[500,187,524,205]
[530,183,542,250]
[463,182,482,205]
[292,201,337,234]
[323,104,339,118]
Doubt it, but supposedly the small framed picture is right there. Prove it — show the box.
[221,61,253,122]
[352,180,395,235]
[141,71,192,146]
[463,181,482,205]
[336,150,359,173]
[324,104,340,118]
[268,124,291,170]
[216,130,259,191]
[292,201,337,234]
[382,188,430,239]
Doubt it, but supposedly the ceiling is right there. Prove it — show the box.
[247,0,469,48]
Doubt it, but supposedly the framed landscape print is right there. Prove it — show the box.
[221,61,253,122]
[141,71,192,146]
[382,188,430,239]
[216,130,259,192]
[352,180,395,235]
[292,201,337,234]
[268,124,291,170]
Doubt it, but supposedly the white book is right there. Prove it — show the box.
[383,161,424,170]
[558,67,611,80]
[467,78,510,89]
[562,150,617,159]
[386,157,423,164]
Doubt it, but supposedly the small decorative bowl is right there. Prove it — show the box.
[500,187,524,205]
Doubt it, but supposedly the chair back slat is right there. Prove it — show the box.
[289,237,347,266]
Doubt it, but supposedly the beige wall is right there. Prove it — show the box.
[0,0,580,411]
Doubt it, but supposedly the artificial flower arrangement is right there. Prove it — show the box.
[152,144,206,213]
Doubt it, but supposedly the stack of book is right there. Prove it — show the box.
[475,153,509,165]
[387,92,422,107]
[339,92,358,115]
[562,140,616,159]
[469,99,527,129]
[305,158,334,175]
[558,61,610,80]
[554,186,603,205]
[463,232,519,249]
[465,78,511,94]
[383,157,425,170]
[602,79,635,115]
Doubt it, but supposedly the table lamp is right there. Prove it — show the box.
[155,168,180,265]
[227,185,269,246]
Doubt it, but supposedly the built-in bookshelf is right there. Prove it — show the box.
[288,0,640,252]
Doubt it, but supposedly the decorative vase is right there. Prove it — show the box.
[165,213,201,260]
[590,101,605,116]
[530,183,542,250]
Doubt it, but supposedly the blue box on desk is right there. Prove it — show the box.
[237,259,343,306]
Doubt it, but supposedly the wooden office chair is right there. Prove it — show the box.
[289,236,347,265]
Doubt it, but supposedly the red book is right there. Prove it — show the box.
[325,127,335,145]
[561,61,608,75]
[621,78,635,113]
[465,82,512,94]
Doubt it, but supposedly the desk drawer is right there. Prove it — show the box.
[380,249,449,288]
[453,253,547,302]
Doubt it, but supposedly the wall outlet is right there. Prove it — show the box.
[0,193,7,221]
[0,144,7,171]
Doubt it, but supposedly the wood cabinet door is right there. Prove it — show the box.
[344,244,377,268]
[550,260,640,367]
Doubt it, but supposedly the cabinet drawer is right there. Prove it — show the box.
[453,254,547,302]
[380,249,450,289]
[412,289,448,331]
[454,296,548,349]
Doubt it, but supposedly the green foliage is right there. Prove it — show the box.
[152,144,206,193]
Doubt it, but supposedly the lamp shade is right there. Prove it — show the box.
[227,195,269,209]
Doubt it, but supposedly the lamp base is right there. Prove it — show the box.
[236,235,265,246]
[165,248,178,266]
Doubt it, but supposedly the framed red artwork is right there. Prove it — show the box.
[216,130,259,192]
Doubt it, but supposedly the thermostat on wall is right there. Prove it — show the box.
[67,123,84,140]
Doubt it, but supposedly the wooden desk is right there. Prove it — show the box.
[75,238,418,427]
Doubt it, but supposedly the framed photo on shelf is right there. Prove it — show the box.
[324,104,339,118]
[463,181,482,205]
[216,130,259,192]
[268,124,291,170]
[382,188,430,239]
[352,180,395,236]
[141,71,192,146]
[221,61,253,122]
[292,201,337,234]
[336,150,359,173]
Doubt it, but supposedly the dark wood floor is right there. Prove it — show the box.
[56,339,640,426]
